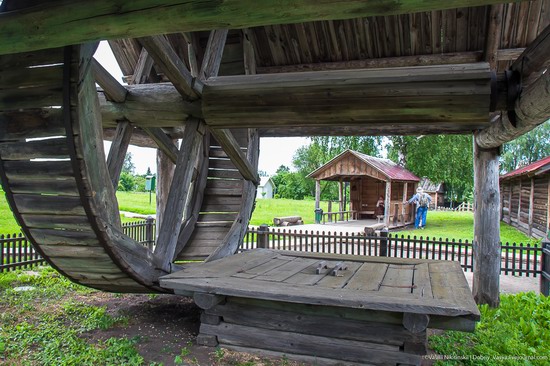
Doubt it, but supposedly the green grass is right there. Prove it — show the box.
[0,189,20,234]
[116,191,156,215]
[429,292,550,365]
[391,211,534,245]
[250,198,333,226]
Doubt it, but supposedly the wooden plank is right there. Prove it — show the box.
[201,322,420,365]
[106,121,133,188]
[8,178,79,196]
[0,63,63,90]
[200,29,229,80]
[483,4,504,69]
[208,300,420,346]
[253,257,317,282]
[13,194,86,215]
[143,127,178,163]
[0,137,69,160]
[344,262,388,291]
[154,119,204,268]
[412,263,434,298]
[0,85,62,111]
[316,261,362,289]
[132,47,155,85]
[21,214,91,230]
[138,35,200,100]
[91,58,127,102]
[379,264,415,294]
[28,228,99,246]
[209,128,259,183]
[3,160,74,180]
[0,109,65,141]
[0,47,64,68]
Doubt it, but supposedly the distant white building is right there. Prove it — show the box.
[257,177,276,199]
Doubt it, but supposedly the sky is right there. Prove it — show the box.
[94,42,309,176]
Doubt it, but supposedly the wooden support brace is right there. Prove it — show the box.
[138,35,201,100]
[106,121,133,188]
[210,128,259,184]
[143,127,179,164]
[200,29,228,80]
[91,59,127,102]
[511,23,550,79]
[132,47,156,84]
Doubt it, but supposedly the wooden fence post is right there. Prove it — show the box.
[257,224,269,249]
[379,229,389,257]
[541,241,550,296]
[146,216,155,250]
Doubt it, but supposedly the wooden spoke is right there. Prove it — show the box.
[154,119,205,269]
[210,128,259,184]
[200,29,228,80]
[91,59,127,103]
[138,35,200,100]
[143,127,179,164]
[106,121,134,188]
[132,47,156,85]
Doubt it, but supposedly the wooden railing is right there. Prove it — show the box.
[1,218,156,273]
[321,210,357,224]
[242,227,545,279]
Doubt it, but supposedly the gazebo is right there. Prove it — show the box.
[308,150,420,226]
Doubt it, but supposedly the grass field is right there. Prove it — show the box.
[0,190,537,244]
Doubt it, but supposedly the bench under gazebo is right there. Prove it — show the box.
[309,150,420,227]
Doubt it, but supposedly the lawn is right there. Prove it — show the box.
[251,198,332,226]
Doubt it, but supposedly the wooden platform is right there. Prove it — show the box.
[160,249,480,365]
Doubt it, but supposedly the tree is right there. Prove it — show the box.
[500,121,550,173]
[387,135,474,203]
[146,167,152,175]
[118,172,136,191]
[122,152,135,174]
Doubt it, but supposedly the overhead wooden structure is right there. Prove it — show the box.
[308,150,420,227]
[1,0,550,309]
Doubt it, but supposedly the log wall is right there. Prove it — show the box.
[501,172,549,238]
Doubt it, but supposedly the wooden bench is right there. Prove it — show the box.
[161,249,480,366]
[273,216,303,226]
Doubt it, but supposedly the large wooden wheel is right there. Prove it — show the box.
[0,44,259,292]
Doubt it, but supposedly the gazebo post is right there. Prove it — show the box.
[402,182,408,223]
[315,179,321,220]
[384,180,391,226]
[473,140,501,307]
[338,178,344,221]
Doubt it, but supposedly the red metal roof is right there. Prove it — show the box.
[352,151,420,181]
[500,156,550,180]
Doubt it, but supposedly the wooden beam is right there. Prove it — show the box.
[138,35,200,100]
[384,181,391,226]
[0,0,529,55]
[483,4,504,70]
[529,177,534,236]
[154,119,204,269]
[472,140,500,307]
[132,47,155,84]
[210,128,259,184]
[142,127,179,164]
[106,121,133,188]
[256,49,524,74]
[315,180,321,211]
[200,29,228,80]
[203,63,494,129]
[91,59,127,103]
[242,29,257,75]
[511,24,550,78]
[476,70,550,148]
[156,148,176,239]
[98,83,203,128]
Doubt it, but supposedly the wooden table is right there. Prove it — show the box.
[161,249,480,366]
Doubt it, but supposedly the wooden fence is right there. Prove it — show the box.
[242,227,545,279]
[1,218,156,273]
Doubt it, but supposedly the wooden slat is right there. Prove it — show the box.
[13,194,86,215]
[412,263,434,298]
[21,214,92,230]
[3,160,74,180]
[200,29,229,80]
[0,64,63,90]
[0,137,69,161]
[0,109,65,141]
[0,47,64,68]
[8,178,79,196]
[344,262,388,291]
[0,86,62,111]
[28,228,99,246]
[209,128,259,183]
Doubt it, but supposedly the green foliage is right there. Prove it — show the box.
[500,121,550,174]
[0,267,142,366]
[123,152,136,174]
[116,191,156,215]
[0,187,20,233]
[118,171,137,192]
[272,165,310,200]
[430,293,550,365]
[387,135,474,202]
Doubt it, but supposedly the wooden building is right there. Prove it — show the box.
[309,150,420,226]
[500,156,550,238]
[419,178,445,209]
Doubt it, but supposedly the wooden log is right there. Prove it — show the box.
[91,58,127,103]
[138,35,200,100]
[203,64,493,129]
[131,48,156,85]
[200,29,228,80]
[106,121,133,188]
[98,83,203,127]
[511,23,550,79]
[472,140,500,307]
[476,70,550,148]
[143,127,179,164]
[402,313,430,333]
[194,292,225,310]
[0,109,64,141]
[154,119,204,269]
[0,0,526,55]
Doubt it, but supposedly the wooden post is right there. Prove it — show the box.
[145,216,154,250]
[517,178,522,225]
[384,181,391,226]
[379,229,389,257]
[508,182,512,223]
[541,241,550,296]
[529,178,535,236]
[257,224,269,249]
[338,179,344,221]
[402,182,408,221]
[315,180,321,210]
[473,140,501,307]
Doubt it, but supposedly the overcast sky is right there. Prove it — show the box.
[94,42,309,176]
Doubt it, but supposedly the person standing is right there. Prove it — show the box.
[407,187,431,229]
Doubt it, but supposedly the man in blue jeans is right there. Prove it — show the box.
[407,187,431,229]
